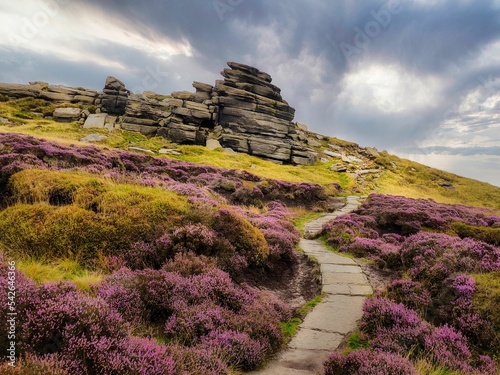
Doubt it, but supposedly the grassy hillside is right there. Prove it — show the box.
[1,97,499,212]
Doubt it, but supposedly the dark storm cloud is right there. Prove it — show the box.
[1,0,499,184]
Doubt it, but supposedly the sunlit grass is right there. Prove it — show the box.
[2,98,500,210]
[16,257,103,292]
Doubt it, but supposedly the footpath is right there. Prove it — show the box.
[250,196,372,374]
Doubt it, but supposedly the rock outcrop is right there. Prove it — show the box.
[0,62,323,165]
[0,81,98,103]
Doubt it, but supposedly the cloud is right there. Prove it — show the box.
[0,0,499,185]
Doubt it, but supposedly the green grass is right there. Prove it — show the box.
[293,209,325,235]
[296,295,323,316]
[1,169,190,267]
[346,331,369,351]
[281,318,302,341]
[413,359,464,375]
[16,258,103,292]
[375,152,500,211]
[281,295,324,343]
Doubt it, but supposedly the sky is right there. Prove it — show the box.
[0,0,499,186]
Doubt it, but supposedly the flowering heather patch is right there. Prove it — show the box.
[324,349,418,375]
[321,213,379,245]
[357,194,493,232]
[0,256,290,373]
[200,329,265,370]
[360,297,431,355]
[423,325,474,373]
[385,279,432,316]
[0,132,328,208]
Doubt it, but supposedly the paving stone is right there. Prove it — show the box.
[322,283,351,295]
[301,295,365,334]
[321,264,362,273]
[322,272,368,285]
[349,285,374,296]
[289,329,343,350]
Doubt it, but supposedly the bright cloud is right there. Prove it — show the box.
[0,1,193,69]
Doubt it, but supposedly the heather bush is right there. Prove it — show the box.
[433,274,486,339]
[125,337,177,375]
[200,329,265,370]
[360,297,430,355]
[472,272,500,356]
[164,303,234,346]
[0,173,189,266]
[339,237,402,269]
[385,279,432,316]
[321,213,379,246]
[324,349,418,375]
[401,233,500,285]
[423,325,474,374]
[357,194,492,233]
[163,251,218,276]
[170,223,235,263]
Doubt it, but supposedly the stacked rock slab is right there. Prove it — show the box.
[215,62,298,163]
[156,82,217,145]
[98,76,129,116]
[0,81,98,103]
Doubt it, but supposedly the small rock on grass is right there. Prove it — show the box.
[80,134,107,142]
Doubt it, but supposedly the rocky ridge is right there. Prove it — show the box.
[0,62,383,172]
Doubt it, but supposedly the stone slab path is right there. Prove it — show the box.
[249,196,372,374]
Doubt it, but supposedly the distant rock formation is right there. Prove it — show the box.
[0,62,321,165]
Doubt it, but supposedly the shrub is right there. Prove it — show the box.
[324,349,418,375]
[321,213,379,246]
[385,279,432,316]
[0,172,189,266]
[200,329,265,370]
[360,297,430,355]
[471,272,500,356]
[125,337,177,375]
[212,208,269,264]
[452,222,500,246]
[163,251,218,276]
[423,325,474,373]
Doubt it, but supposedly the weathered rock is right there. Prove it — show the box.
[0,117,9,124]
[53,107,81,122]
[365,147,380,158]
[80,134,107,142]
[247,136,292,162]
[296,122,308,131]
[100,76,129,115]
[121,123,157,136]
[307,138,322,148]
[220,134,250,153]
[342,155,361,163]
[331,164,348,172]
[128,146,155,155]
[206,139,222,150]
[83,113,107,129]
[171,91,194,100]
[323,150,342,158]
